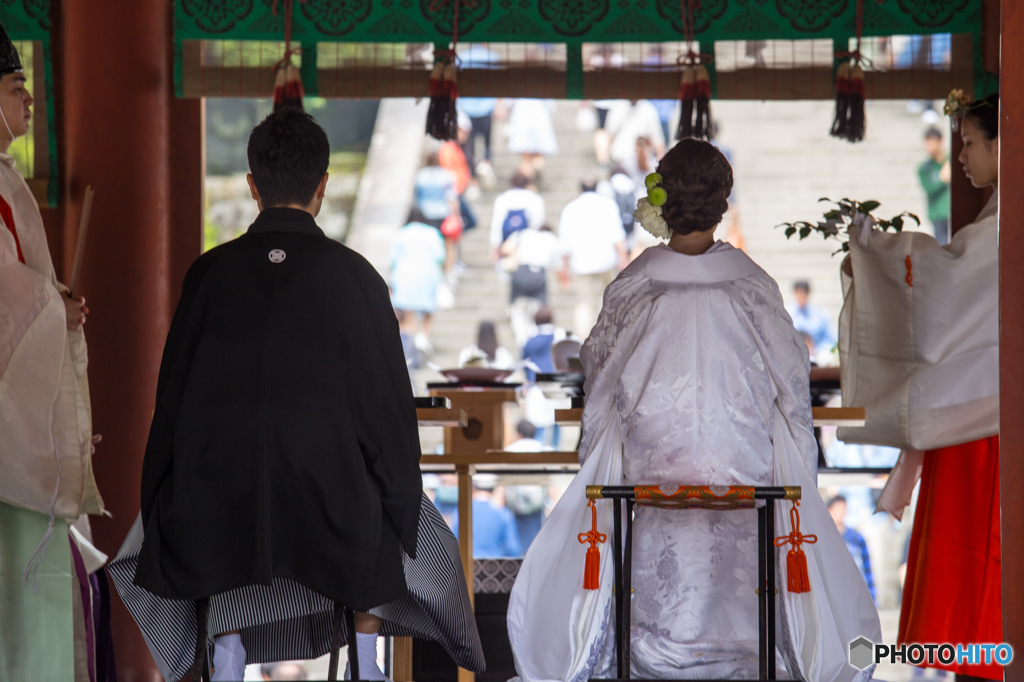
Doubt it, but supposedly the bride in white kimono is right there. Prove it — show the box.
[508,139,880,681]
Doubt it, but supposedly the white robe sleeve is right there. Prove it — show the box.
[508,269,653,682]
[744,276,881,682]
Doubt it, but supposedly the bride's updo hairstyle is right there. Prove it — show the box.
[656,138,733,236]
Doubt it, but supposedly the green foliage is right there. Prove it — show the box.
[777,198,920,255]
[328,151,367,175]
[204,214,230,253]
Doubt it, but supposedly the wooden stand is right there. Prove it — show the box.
[556,406,865,428]
[422,389,518,682]
[405,392,865,682]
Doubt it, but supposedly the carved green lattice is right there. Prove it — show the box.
[175,0,980,44]
[173,0,986,101]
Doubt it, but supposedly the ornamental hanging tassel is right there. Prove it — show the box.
[675,64,713,142]
[271,0,304,112]
[272,59,304,112]
[845,63,866,142]
[774,500,817,593]
[578,500,607,590]
[831,0,867,142]
[693,64,713,140]
[829,61,851,140]
[676,66,696,141]
[426,57,459,141]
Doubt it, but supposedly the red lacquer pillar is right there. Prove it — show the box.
[60,1,202,679]
[1001,2,1024,680]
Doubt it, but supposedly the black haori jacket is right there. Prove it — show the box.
[134,207,422,611]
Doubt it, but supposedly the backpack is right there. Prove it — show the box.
[613,189,635,234]
[501,208,528,243]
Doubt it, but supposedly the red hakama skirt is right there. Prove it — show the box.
[898,435,1002,680]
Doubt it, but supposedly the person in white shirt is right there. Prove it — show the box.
[506,99,559,180]
[490,172,546,264]
[558,179,628,336]
[606,100,666,165]
[500,225,562,348]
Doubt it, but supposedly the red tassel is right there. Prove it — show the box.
[584,546,600,589]
[272,59,304,112]
[829,61,851,139]
[786,549,811,593]
[271,0,304,111]
[426,59,459,141]
[578,500,607,590]
[845,64,866,142]
[428,61,445,97]
[693,64,712,141]
[774,501,817,593]
[675,66,696,141]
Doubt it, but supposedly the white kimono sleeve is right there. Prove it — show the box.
[508,269,654,682]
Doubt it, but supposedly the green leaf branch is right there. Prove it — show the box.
[777,198,920,254]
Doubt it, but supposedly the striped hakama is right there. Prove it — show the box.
[109,494,484,681]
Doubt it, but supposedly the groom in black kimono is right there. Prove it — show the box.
[135,108,423,680]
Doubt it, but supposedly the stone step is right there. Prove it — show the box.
[379,97,941,387]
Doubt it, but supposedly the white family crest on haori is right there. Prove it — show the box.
[507,242,880,682]
[269,248,286,263]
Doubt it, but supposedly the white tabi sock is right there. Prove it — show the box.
[351,631,389,681]
[211,633,246,681]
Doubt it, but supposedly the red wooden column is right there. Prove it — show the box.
[1001,1,1024,679]
[60,2,203,679]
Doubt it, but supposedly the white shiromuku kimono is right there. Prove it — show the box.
[508,242,880,682]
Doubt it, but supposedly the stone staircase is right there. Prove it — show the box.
[717,98,933,318]
[417,98,934,379]
[421,101,601,375]
[348,96,938,459]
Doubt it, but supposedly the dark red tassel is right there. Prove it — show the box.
[272,60,304,111]
[676,64,713,142]
[694,65,712,141]
[845,64,866,142]
[774,500,817,593]
[676,67,696,141]
[578,500,606,590]
[830,61,850,140]
[426,60,459,141]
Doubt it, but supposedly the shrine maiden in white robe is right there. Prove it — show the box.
[0,152,104,682]
[508,242,880,682]
[0,152,102,519]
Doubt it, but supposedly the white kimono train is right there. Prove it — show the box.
[508,243,880,681]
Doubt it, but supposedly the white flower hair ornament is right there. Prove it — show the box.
[634,173,672,240]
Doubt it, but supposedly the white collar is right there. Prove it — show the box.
[625,242,763,284]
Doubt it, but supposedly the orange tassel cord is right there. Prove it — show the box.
[578,500,607,590]
[774,500,817,593]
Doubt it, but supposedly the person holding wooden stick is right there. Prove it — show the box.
[0,21,106,682]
